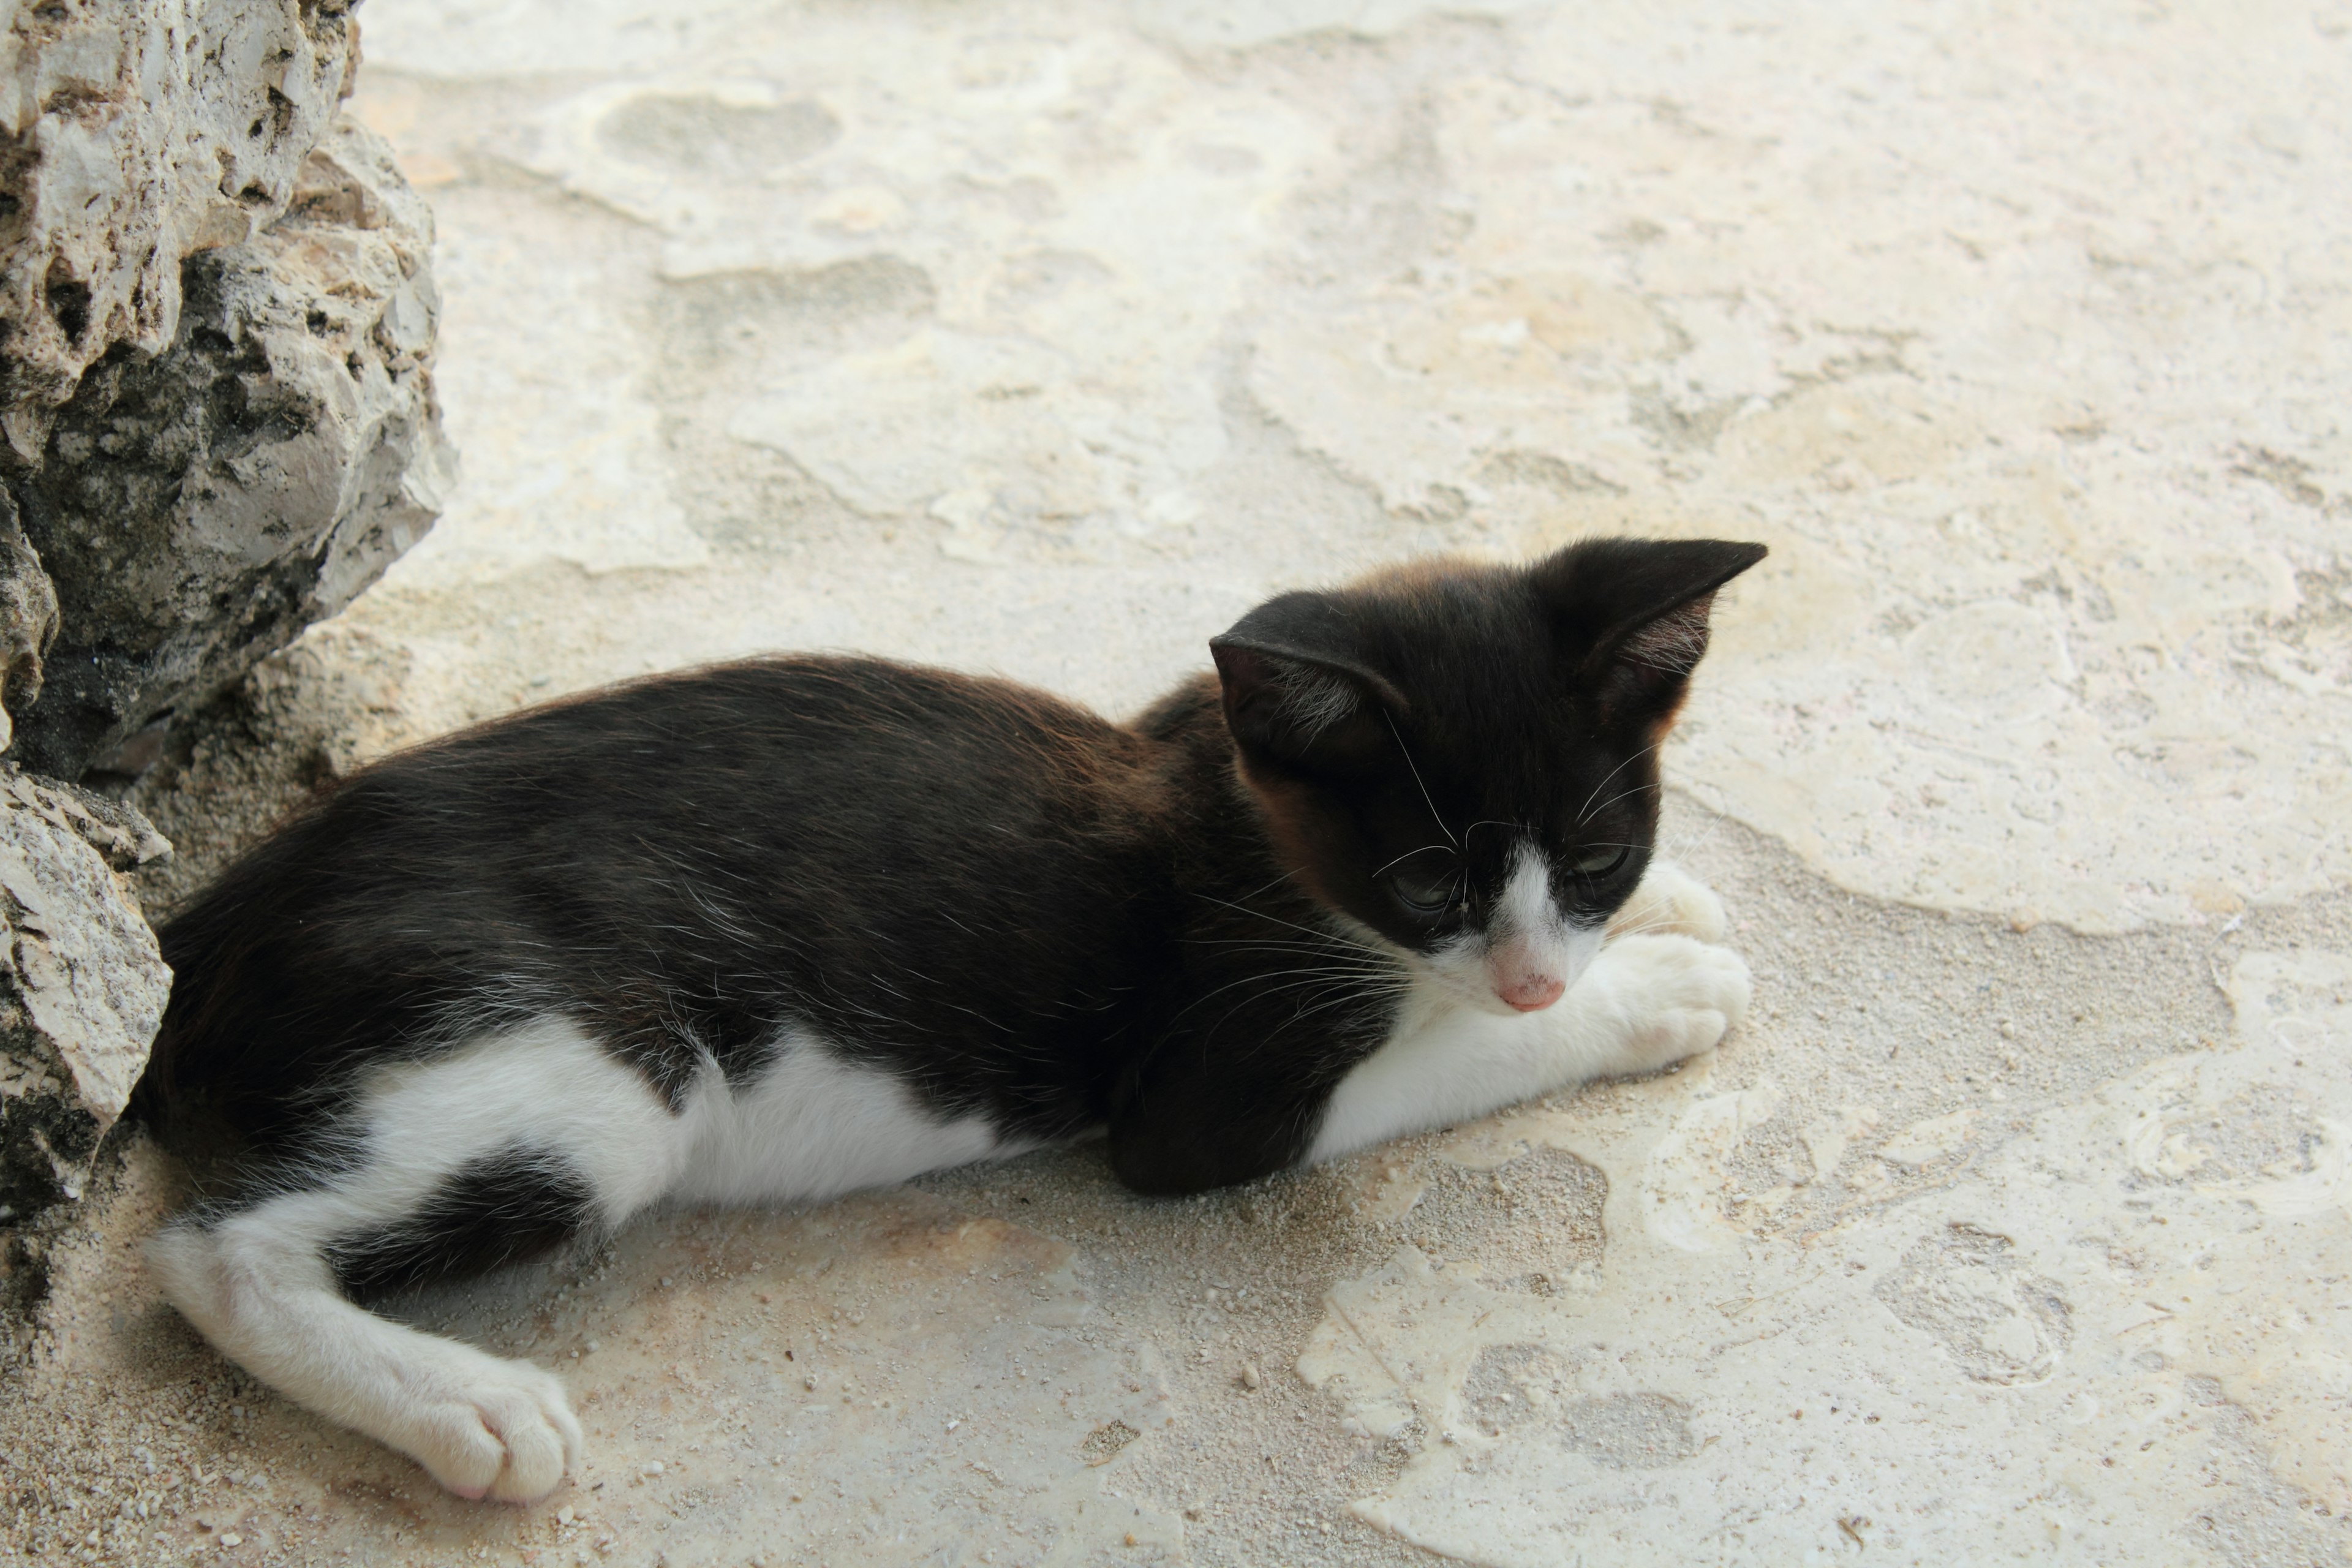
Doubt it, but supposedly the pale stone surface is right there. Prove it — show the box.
[1299,947,2352,1564]
[4,2,2350,1564]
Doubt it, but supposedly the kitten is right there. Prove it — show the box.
[138,537,1763,1502]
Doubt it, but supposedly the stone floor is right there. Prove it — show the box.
[7,1,2351,1564]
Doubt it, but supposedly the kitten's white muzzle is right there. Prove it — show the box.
[1404,846,1608,1017]
[1474,842,1604,1014]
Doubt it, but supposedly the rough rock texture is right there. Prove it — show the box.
[0,766,167,1227]
[0,0,358,427]
[0,491,55,753]
[5,116,451,777]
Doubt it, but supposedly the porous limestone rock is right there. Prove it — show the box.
[0,0,358,428]
[0,765,168,1225]
[0,491,56,753]
[0,0,448,777]
[6,116,451,777]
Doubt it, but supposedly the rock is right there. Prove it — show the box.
[5,117,453,777]
[0,0,358,430]
[0,766,170,1224]
[0,0,448,777]
[0,491,57,753]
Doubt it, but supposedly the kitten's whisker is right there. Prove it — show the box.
[1203,974,1406,1048]
[1170,962,1411,1025]
[1182,937,1388,957]
[1213,961,1406,984]
[1193,894,1392,957]
[1370,843,1454,880]
[1384,711,1458,847]
[1234,869,1308,906]
[1189,949,1403,976]
[1607,913,1684,939]
[1251,982,1411,1044]
[1574,742,1662,827]
[1657,797,1734,865]
[1578,778,1663,828]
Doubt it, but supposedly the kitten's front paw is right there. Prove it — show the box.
[1590,933,1751,1074]
[394,1348,582,1503]
[1608,859,1727,943]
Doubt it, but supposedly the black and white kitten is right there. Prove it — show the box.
[140,537,1763,1502]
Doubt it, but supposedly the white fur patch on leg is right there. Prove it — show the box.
[149,1017,679,1502]
[1305,932,1750,1163]
[1608,858,1728,942]
[149,1017,1038,1502]
[149,1201,585,1502]
[1574,932,1751,1076]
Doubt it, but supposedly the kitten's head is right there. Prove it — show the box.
[1212,537,1765,1016]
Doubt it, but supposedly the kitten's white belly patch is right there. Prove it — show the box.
[674,1031,1018,1207]
[356,1017,687,1223]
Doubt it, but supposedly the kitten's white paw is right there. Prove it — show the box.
[1591,933,1751,1074]
[393,1349,582,1503]
[1608,859,1728,943]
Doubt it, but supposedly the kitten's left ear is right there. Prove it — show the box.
[1210,592,1408,777]
[1531,537,1768,720]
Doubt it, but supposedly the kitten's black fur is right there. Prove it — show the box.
[144,538,1757,1200]
[137,538,1763,1502]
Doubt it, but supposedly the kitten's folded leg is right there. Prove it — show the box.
[149,1203,582,1502]
[148,1019,684,1502]
[1305,932,1751,1163]
[1608,858,1727,942]
[1567,932,1752,1077]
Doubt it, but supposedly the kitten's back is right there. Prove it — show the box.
[138,656,1186,1155]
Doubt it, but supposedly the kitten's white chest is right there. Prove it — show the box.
[674,1033,1017,1207]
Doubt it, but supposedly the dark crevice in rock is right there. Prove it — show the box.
[5,124,449,780]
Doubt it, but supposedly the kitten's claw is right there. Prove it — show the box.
[1588,933,1751,1074]
[1608,859,1728,943]
[398,1349,582,1503]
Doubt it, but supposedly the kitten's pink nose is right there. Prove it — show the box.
[1495,971,1566,1012]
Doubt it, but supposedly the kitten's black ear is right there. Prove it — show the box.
[1211,593,1406,775]
[1531,538,1768,720]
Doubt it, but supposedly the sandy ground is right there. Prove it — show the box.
[5,2,2351,1564]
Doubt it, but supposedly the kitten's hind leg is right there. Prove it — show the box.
[149,1191,585,1501]
[1608,858,1727,942]
[148,1020,685,1501]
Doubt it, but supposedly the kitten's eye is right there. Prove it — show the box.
[1569,845,1631,879]
[1387,862,1459,918]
